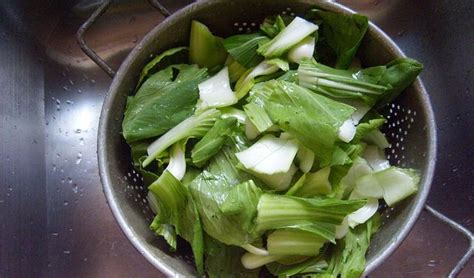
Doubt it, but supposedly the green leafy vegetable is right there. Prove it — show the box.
[266,256,328,277]
[123,64,208,143]
[122,9,424,276]
[235,134,299,175]
[261,80,355,166]
[189,20,228,70]
[226,56,248,82]
[137,46,188,87]
[258,17,318,58]
[299,58,423,108]
[288,36,316,64]
[354,167,420,206]
[289,167,332,198]
[267,228,327,256]
[308,9,368,69]
[223,33,269,68]
[204,236,259,278]
[148,171,204,273]
[150,217,177,251]
[143,108,221,167]
[298,59,389,106]
[197,67,238,109]
[256,194,366,231]
[189,171,261,246]
[320,214,381,278]
[243,102,274,133]
[191,117,238,166]
[373,58,423,109]
[260,15,287,38]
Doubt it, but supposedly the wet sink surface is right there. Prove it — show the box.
[0,0,472,277]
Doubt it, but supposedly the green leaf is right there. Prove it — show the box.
[277,69,299,82]
[299,58,422,109]
[260,15,287,38]
[308,9,368,69]
[137,47,188,88]
[256,194,366,231]
[374,58,423,109]
[322,214,381,278]
[262,80,355,166]
[226,56,248,83]
[123,64,208,143]
[298,59,388,106]
[191,117,238,166]
[355,167,419,206]
[258,17,318,59]
[223,33,269,68]
[207,146,255,186]
[266,256,328,277]
[148,171,204,274]
[267,228,327,256]
[143,108,221,167]
[150,217,177,251]
[354,117,386,143]
[189,20,228,70]
[189,171,261,246]
[243,102,274,133]
[204,236,259,278]
[246,163,298,191]
[290,167,332,198]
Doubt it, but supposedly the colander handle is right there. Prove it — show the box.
[76,0,170,78]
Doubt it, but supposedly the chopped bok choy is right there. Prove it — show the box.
[122,9,423,277]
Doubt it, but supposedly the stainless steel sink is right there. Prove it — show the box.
[0,0,472,277]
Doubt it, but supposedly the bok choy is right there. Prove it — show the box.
[121,9,423,277]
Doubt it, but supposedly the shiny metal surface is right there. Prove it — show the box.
[0,0,472,277]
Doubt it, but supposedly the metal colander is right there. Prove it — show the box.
[82,0,437,276]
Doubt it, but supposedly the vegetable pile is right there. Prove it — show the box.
[122,9,423,278]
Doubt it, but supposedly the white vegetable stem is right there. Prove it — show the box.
[363,145,390,171]
[337,100,370,143]
[288,36,316,63]
[259,17,318,58]
[251,163,297,191]
[343,99,371,124]
[241,253,285,269]
[352,167,419,207]
[240,244,270,256]
[235,134,299,175]
[146,191,160,214]
[335,217,349,239]
[166,143,186,181]
[144,108,219,167]
[296,144,315,173]
[243,60,280,84]
[347,198,379,228]
[338,119,357,143]
[198,66,237,108]
[245,118,260,140]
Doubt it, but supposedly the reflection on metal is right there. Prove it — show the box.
[77,0,116,77]
[425,205,474,278]
[77,0,170,78]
